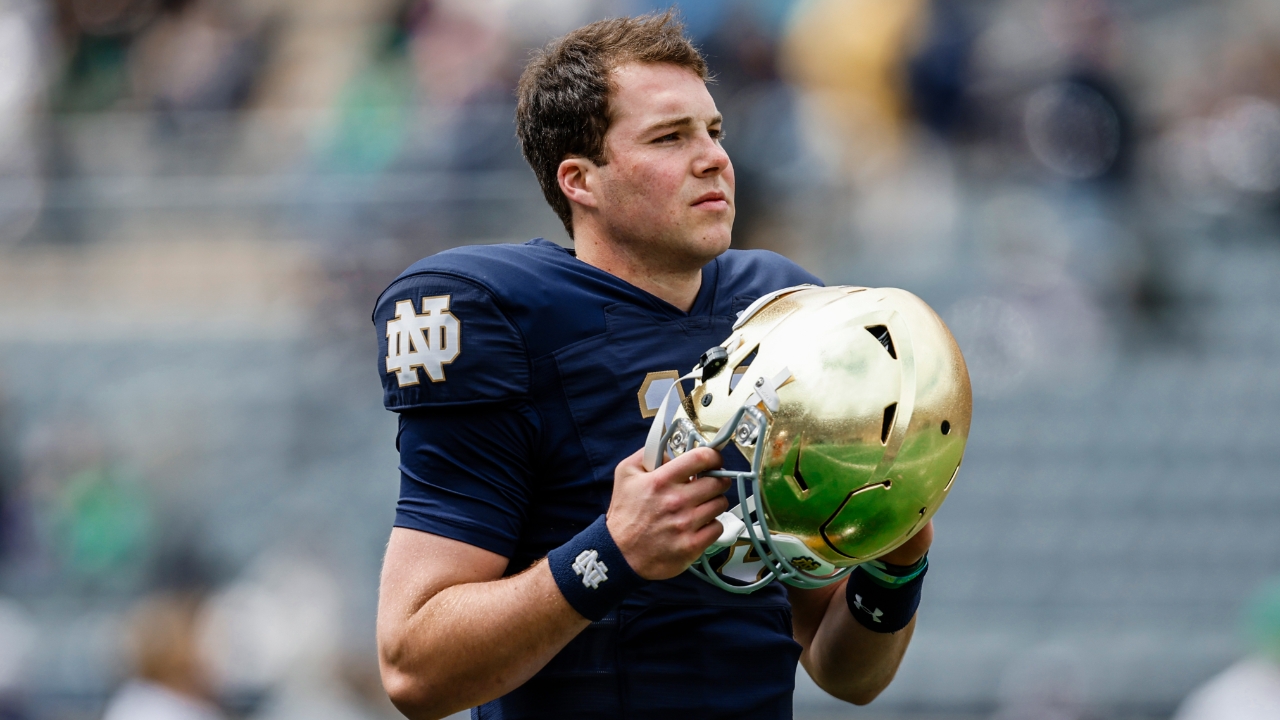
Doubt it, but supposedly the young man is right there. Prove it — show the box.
[374,14,932,719]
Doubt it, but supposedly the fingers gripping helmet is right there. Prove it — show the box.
[642,285,972,593]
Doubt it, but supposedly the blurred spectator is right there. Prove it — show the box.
[200,554,383,720]
[128,0,271,115]
[319,1,523,171]
[408,0,510,108]
[50,0,154,113]
[1022,72,1130,183]
[51,463,153,591]
[963,0,1134,186]
[0,381,17,565]
[51,0,269,114]
[1144,1,1280,217]
[11,421,155,593]
[1171,578,1280,720]
[101,593,225,720]
[778,0,975,277]
[906,0,975,137]
[1159,96,1280,213]
[0,597,34,720]
[0,0,46,246]
[315,2,419,175]
[701,1,784,99]
[781,0,931,178]
[411,1,528,176]
[1024,0,1133,184]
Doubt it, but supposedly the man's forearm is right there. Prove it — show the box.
[807,580,916,704]
[790,579,916,705]
[379,559,590,720]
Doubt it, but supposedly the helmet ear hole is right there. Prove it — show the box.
[865,325,897,359]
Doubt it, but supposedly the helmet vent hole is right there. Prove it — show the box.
[730,345,759,391]
[865,325,897,359]
[881,403,898,444]
[941,420,951,435]
[788,443,808,491]
[792,457,809,493]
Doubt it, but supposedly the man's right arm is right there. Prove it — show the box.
[377,447,729,720]
[377,530,588,720]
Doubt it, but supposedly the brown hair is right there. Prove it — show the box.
[516,11,709,237]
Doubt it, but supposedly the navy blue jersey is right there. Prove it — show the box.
[374,238,823,718]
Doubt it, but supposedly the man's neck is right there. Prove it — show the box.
[572,228,704,312]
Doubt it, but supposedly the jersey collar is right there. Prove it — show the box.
[526,238,721,318]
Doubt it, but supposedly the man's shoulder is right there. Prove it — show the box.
[386,238,573,302]
[373,239,621,410]
[716,248,824,296]
[374,241,573,411]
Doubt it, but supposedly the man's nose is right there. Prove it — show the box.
[693,134,730,177]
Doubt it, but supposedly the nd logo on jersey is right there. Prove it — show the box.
[386,295,460,386]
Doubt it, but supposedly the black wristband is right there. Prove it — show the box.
[547,515,647,621]
[845,557,928,633]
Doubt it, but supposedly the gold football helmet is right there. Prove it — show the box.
[642,285,972,593]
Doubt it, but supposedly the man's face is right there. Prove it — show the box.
[591,62,735,271]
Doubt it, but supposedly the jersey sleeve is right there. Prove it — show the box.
[394,403,539,557]
[374,272,530,411]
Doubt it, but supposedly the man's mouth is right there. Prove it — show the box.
[692,191,729,209]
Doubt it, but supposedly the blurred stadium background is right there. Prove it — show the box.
[0,0,1279,718]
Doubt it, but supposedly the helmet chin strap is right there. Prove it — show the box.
[641,360,852,593]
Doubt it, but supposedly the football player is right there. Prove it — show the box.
[374,13,934,719]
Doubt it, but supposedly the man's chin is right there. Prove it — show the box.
[671,229,732,268]
[614,221,733,271]
[702,227,734,257]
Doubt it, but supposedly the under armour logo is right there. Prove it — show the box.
[852,594,883,623]
[572,549,609,589]
[385,296,460,387]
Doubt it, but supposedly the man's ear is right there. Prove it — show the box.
[558,157,599,211]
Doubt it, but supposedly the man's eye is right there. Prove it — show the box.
[710,129,725,141]
[655,133,679,143]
